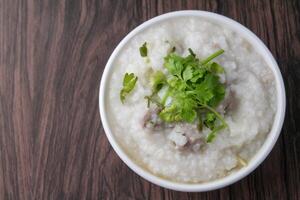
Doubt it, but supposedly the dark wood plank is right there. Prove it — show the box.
[0,0,299,199]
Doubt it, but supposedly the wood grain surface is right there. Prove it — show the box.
[0,0,299,199]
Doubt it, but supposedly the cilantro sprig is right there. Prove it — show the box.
[146,48,228,143]
[120,42,228,143]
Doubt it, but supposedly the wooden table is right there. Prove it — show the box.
[0,0,299,199]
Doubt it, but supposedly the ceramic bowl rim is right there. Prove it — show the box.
[99,10,286,192]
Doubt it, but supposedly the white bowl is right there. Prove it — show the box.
[99,10,286,192]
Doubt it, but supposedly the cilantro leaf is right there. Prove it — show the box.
[190,68,206,83]
[120,73,138,103]
[164,53,184,78]
[207,62,225,74]
[160,92,197,123]
[181,105,197,122]
[204,112,217,130]
[160,104,197,123]
[193,74,225,107]
[167,77,186,91]
[149,70,166,93]
[139,42,148,57]
[159,104,182,122]
[182,66,194,81]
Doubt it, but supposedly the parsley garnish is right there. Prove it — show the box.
[120,73,138,103]
[121,41,228,143]
[147,48,228,143]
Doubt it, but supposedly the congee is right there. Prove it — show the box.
[106,17,276,183]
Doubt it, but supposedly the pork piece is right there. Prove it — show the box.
[143,108,165,131]
[168,129,188,149]
[168,123,204,152]
[217,87,238,114]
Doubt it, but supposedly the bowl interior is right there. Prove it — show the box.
[99,10,286,192]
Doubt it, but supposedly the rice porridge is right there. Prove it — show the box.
[105,17,276,183]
